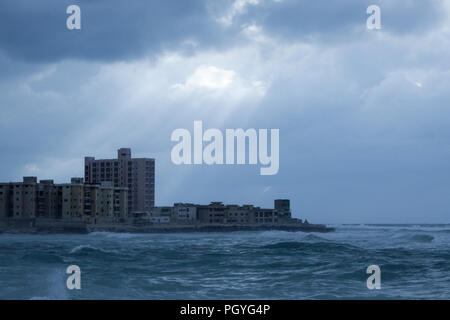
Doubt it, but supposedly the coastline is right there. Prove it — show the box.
[0,219,335,234]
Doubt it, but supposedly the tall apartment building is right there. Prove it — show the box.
[84,148,155,214]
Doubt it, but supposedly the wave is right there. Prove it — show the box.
[400,234,434,243]
[260,240,360,252]
[301,234,327,241]
[88,231,139,239]
[337,224,450,236]
[262,241,305,249]
[69,244,118,255]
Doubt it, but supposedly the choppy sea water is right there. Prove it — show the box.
[0,224,449,299]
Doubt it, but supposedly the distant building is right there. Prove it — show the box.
[194,200,293,225]
[274,199,294,222]
[0,177,127,223]
[225,205,251,224]
[0,177,41,219]
[0,147,298,228]
[84,148,155,214]
[197,202,227,224]
[37,179,62,219]
[274,199,290,213]
[149,206,173,224]
[173,203,197,222]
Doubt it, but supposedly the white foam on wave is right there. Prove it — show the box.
[88,231,139,239]
[69,244,115,254]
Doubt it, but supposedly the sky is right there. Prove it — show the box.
[1,0,450,223]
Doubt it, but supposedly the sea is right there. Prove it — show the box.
[0,224,449,300]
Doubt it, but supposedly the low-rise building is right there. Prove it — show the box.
[149,206,173,224]
[0,177,128,223]
[0,177,40,219]
[197,202,227,224]
[173,203,197,223]
[195,200,293,225]
[226,205,251,224]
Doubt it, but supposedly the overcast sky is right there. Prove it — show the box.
[1,0,450,223]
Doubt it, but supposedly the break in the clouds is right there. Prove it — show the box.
[1,1,450,223]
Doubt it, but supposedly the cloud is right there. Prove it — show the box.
[217,0,261,26]
[175,65,236,89]
[1,0,445,65]
[24,164,40,175]
[231,0,446,42]
[0,0,226,62]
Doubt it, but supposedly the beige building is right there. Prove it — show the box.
[37,180,62,219]
[0,177,127,223]
[61,179,128,223]
[61,178,84,220]
[84,148,155,214]
[0,177,39,219]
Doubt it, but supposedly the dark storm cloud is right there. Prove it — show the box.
[0,0,232,62]
[0,1,445,64]
[234,0,445,40]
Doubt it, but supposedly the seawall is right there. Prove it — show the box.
[0,219,334,234]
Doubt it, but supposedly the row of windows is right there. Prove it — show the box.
[228,212,249,216]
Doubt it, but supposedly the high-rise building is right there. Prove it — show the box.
[84,148,155,214]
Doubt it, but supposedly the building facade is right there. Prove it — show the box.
[173,203,197,223]
[84,148,155,214]
[0,177,40,219]
[0,177,128,223]
[149,206,173,224]
[194,200,293,225]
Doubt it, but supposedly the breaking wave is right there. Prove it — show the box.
[69,244,117,255]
